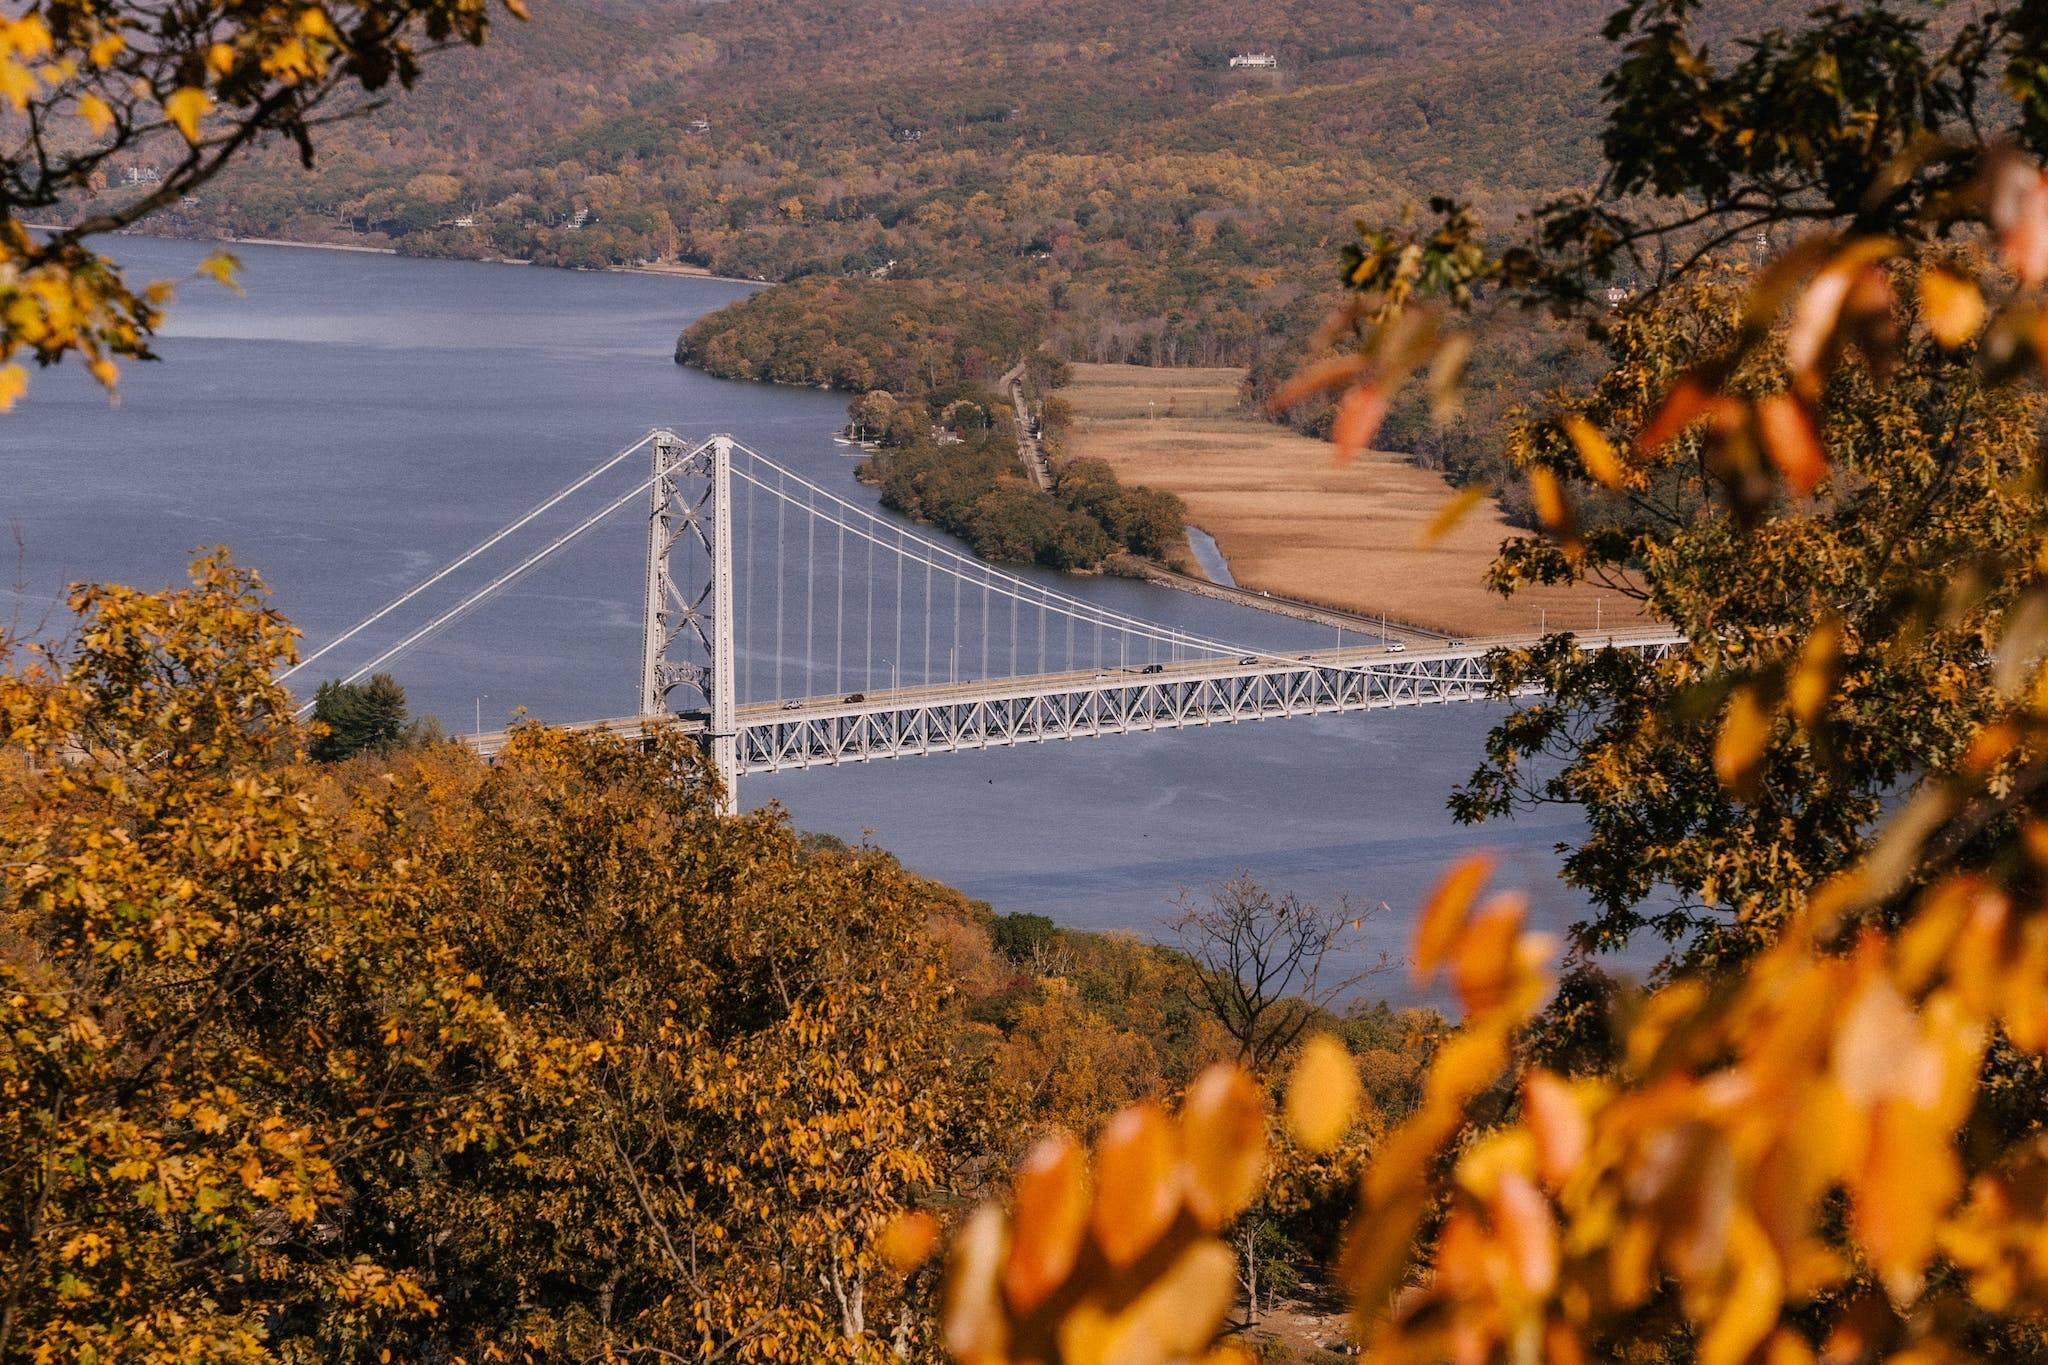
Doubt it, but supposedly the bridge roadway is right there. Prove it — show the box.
[465,628,1682,774]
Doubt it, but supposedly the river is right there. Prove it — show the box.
[2,236,1619,999]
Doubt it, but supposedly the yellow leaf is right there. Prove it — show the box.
[1787,620,1841,727]
[88,33,124,67]
[1063,1238,1236,1364]
[164,85,210,142]
[1713,685,1769,794]
[1918,266,1985,348]
[1564,414,1625,488]
[0,363,25,412]
[76,92,113,136]
[1179,1063,1265,1228]
[1283,1034,1359,1155]
[206,42,236,76]
[197,251,243,294]
[1696,1212,1784,1365]
[1417,484,1487,549]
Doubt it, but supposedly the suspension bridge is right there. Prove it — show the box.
[286,429,1682,812]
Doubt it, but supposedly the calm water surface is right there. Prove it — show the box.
[1,237,1622,998]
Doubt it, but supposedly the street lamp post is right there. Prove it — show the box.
[474,694,489,737]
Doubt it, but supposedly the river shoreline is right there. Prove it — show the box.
[56,223,771,288]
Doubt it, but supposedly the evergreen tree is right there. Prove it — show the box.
[309,673,413,762]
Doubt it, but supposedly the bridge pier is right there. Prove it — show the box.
[639,429,739,815]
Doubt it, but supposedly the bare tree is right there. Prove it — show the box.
[1166,872,1386,1073]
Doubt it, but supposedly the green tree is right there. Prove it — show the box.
[308,671,414,761]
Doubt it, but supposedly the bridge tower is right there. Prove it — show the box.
[639,430,738,814]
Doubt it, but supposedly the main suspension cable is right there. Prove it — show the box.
[284,431,659,681]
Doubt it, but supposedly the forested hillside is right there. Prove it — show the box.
[116,0,1623,366]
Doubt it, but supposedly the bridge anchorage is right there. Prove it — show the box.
[290,428,1684,816]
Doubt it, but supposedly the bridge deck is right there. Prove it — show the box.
[464,630,1681,773]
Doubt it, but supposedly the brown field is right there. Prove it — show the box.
[1060,363,1642,637]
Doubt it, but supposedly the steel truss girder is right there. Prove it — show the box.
[728,641,1678,776]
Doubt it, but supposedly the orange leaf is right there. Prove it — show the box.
[1180,1064,1266,1229]
[1330,383,1388,465]
[1756,392,1826,495]
[1785,238,1897,381]
[1987,150,2048,287]
[1636,375,1717,455]
[1714,685,1770,793]
[1003,1133,1088,1312]
[1528,466,1578,547]
[941,1204,1010,1364]
[1521,1070,1588,1190]
[1787,620,1842,727]
[1564,414,1625,489]
[1918,266,1985,349]
[1283,1034,1359,1155]
[1417,484,1488,548]
[1449,895,1530,1017]
[881,1210,940,1273]
[1090,1103,1181,1269]
[1490,1169,1559,1296]
[1412,853,1493,983]
[1265,353,1367,412]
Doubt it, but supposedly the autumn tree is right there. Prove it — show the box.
[936,2,2048,1361]
[0,0,526,408]
[1,554,982,1362]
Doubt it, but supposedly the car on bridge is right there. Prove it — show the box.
[1141,663,1165,674]
[844,692,866,703]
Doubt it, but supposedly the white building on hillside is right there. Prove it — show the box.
[1229,52,1277,69]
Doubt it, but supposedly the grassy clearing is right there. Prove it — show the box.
[1060,364,1642,637]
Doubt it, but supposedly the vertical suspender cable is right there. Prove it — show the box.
[805,493,816,697]
[865,533,874,691]
[774,472,785,702]
[924,557,933,686]
[980,571,990,682]
[741,461,752,704]
[893,532,903,692]
[835,521,845,694]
